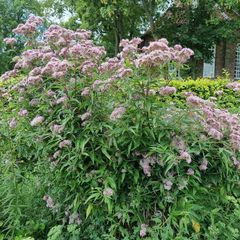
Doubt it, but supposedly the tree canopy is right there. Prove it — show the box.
[149,0,240,77]
[0,0,42,74]
[42,0,240,61]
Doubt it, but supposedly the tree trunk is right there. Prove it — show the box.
[114,8,124,55]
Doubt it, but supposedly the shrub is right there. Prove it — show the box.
[0,16,240,240]
[155,78,240,112]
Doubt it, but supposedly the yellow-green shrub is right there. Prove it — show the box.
[159,78,240,112]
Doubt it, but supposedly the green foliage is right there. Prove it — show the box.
[1,73,240,239]
[0,17,240,239]
[159,78,240,112]
[43,0,170,55]
[0,0,42,74]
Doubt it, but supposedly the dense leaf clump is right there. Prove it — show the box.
[0,16,240,240]
[156,78,240,112]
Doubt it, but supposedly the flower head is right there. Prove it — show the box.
[59,139,72,148]
[140,224,148,237]
[4,38,17,45]
[9,118,17,128]
[187,168,195,175]
[30,115,44,126]
[43,195,54,208]
[52,124,64,134]
[103,187,114,197]
[80,112,92,121]
[163,179,173,190]
[179,151,192,164]
[199,160,208,171]
[110,106,126,121]
[18,109,28,117]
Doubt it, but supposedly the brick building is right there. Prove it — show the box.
[142,33,240,80]
[141,2,240,80]
[201,42,240,80]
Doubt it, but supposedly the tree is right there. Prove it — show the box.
[43,0,240,60]
[43,0,172,55]
[148,0,240,77]
[67,0,145,55]
[0,0,43,74]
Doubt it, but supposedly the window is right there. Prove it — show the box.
[168,63,180,78]
[203,45,216,78]
[234,44,240,80]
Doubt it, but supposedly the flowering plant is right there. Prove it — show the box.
[0,16,240,239]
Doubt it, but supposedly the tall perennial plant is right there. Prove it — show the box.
[0,15,240,239]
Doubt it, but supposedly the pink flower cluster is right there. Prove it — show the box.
[42,58,70,78]
[171,135,204,173]
[18,109,28,117]
[233,157,240,169]
[103,187,114,197]
[29,67,42,76]
[179,151,192,164]
[44,25,74,47]
[115,67,133,79]
[51,124,65,134]
[139,154,158,177]
[163,179,173,190]
[173,47,194,63]
[68,42,106,61]
[187,168,194,175]
[186,95,206,106]
[171,135,186,151]
[44,25,91,48]
[139,224,148,237]
[99,57,123,74]
[68,212,82,225]
[199,159,208,171]
[187,95,240,152]
[81,87,91,96]
[1,16,108,95]
[13,15,43,35]
[144,89,157,96]
[43,195,54,208]
[215,90,224,96]
[159,86,177,96]
[53,150,61,159]
[53,95,69,105]
[30,115,44,126]
[14,49,42,70]
[80,111,91,121]
[59,139,72,148]
[23,75,43,87]
[81,60,96,76]
[110,106,126,121]
[119,37,143,58]
[29,98,40,106]
[3,37,17,45]
[1,69,18,81]
[226,82,240,92]
[91,67,133,93]
[9,118,17,129]
[135,39,194,68]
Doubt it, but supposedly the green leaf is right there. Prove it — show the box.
[86,204,93,219]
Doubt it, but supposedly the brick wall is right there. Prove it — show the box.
[213,41,237,80]
[224,42,236,79]
[196,59,203,78]
[141,32,239,80]
[215,42,225,77]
